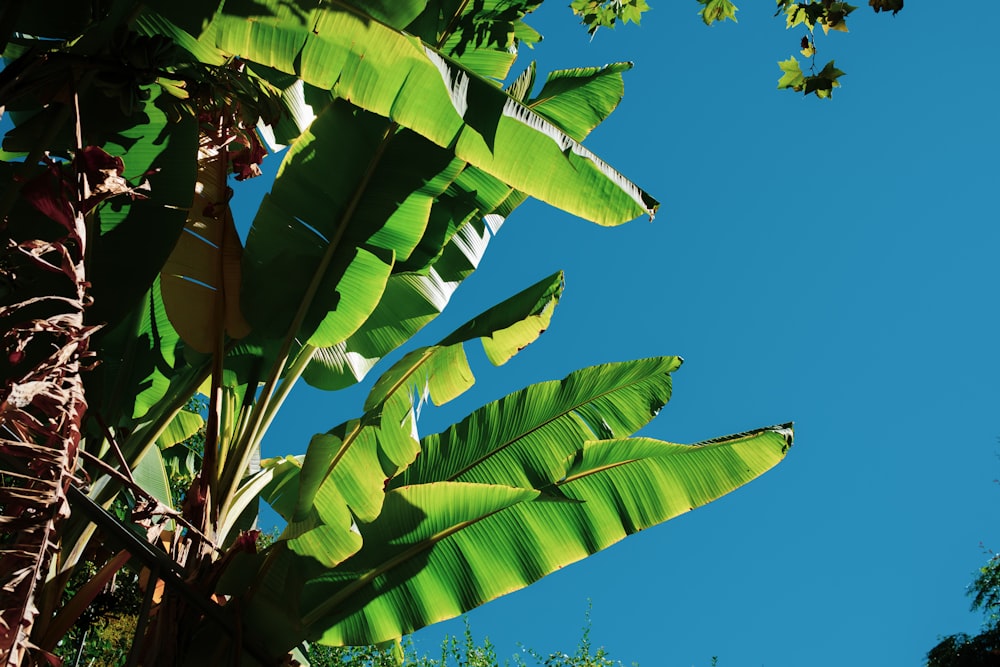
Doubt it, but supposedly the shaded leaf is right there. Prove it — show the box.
[156,409,204,448]
[869,0,903,14]
[406,0,542,81]
[160,133,251,354]
[241,100,461,348]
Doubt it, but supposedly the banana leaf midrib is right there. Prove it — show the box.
[556,456,644,487]
[300,489,531,626]
[435,0,474,50]
[219,119,397,513]
[228,0,516,481]
[553,435,746,487]
[553,424,795,487]
[228,0,531,523]
[366,347,437,412]
[442,363,672,482]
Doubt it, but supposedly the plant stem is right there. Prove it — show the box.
[218,120,397,518]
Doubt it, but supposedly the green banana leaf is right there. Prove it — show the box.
[394,357,682,490]
[217,465,280,545]
[80,89,198,427]
[307,425,793,645]
[244,64,321,150]
[156,409,205,448]
[250,408,419,572]
[363,270,564,410]
[346,0,428,28]
[132,446,177,531]
[131,447,174,509]
[299,177,509,392]
[406,0,542,80]
[280,422,398,566]
[227,424,791,653]
[506,61,537,104]
[257,455,305,522]
[220,482,537,659]
[529,63,632,142]
[233,357,677,636]
[88,276,182,424]
[2,81,198,331]
[209,0,658,224]
[264,272,564,569]
[241,99,463,347]
[301,61,632,392]
[139,0,225,45]
[87,88,200,328]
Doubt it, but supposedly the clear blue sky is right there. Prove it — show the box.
[246,3,999,666]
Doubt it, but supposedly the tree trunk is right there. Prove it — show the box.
[0,157,95,666]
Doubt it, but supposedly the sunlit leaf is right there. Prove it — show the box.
[209,0,658,224]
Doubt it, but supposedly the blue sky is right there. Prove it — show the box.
[247,3,999,666]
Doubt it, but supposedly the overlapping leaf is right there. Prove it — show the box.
[81,89,198,427]
[406,0,542,80]
[234,424,791,650]
[241,100,462,347]
[156,408,204,448]
[364,271,564,410]
[301,62,634,392]
[394,357,682,490]
[86,89,199,328]
[254,409,418,570]
[89,277,181,424]
[267,273,564,571]
[209,0,657,224]
[300,178,508,392]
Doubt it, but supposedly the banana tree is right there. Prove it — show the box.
[0,1,791,665]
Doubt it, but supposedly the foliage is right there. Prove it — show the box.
[970,553,1000,624]
[697,0,903,98]
[51,561,143,667]
[927,553,1000,666]
[927,629,1000,667]
[307,609,719,666]
[869,0,903,14]
[697,0,738,26]
[0,2,796,666]
[776,58,845,98]
[570,0,651,34]
[57,614,138,667]
[515,608,634,667]
[54,601,650,667]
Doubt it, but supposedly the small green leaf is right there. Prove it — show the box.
[800,35,815,57]
[571,0,651,35]
[778,57,844,98]
[776,57,806,91]
[805,60,845,98]
[697,0,738,26]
